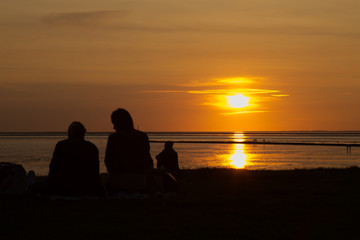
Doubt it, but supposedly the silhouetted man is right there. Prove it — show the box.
[47,122,104,197]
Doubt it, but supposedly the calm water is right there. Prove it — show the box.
[1,132,360,176]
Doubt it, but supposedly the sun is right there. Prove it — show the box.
[227,94,250,108]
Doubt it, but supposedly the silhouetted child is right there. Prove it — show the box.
[156,141,179,175]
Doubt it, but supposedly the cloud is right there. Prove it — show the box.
[41,10,360,39]
[142,77,286,97]
[222,110,269,115]
[142,77,288,115]
[118,24,360,38]
[179,77,257,87]
[142,90,186,93]
[188,89,281,95]
[272,94,290,97]
[42,10,129,26]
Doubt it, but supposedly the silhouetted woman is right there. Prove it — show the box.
[105,108,153,195]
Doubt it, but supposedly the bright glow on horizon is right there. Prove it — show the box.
[233,132,246,142]
[227,94,250,108]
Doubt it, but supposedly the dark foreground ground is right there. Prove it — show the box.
[2,168,360,240]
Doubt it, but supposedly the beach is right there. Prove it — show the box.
[3,0,360,238]
[2,133,360,239]
[2,167,360,240]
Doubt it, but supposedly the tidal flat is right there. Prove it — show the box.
[2,168,360,240]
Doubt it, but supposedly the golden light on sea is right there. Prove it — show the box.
[229,144,248,169]
[233,132,246,142]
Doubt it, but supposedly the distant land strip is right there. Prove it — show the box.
[150,140,360,147]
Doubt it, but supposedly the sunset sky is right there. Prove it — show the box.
[1,0,360,132]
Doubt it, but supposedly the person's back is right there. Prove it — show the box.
[48,122,103,197]
[156,141,179,174]
[105,129,153,174]
[49,139,101,196]
[104,108,153,195]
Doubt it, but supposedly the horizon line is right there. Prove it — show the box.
[1,130,360,134]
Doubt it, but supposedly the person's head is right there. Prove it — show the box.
[164,141,174,150]
[68,121,86,139]
[111,108,134,132]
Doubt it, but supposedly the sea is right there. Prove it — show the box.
[1,132,360,176]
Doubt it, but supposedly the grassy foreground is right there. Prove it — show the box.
[2,168,360,240]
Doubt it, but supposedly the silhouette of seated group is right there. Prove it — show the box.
[28,108,179,198]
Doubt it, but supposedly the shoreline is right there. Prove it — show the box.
[31,166,360,178]
[2,167,360,239]
[32,166,360,178]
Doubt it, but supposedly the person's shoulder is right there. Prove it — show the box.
[134,130,149,140]
[56,139,69,147]
[84,140,97,148]
[54,139,73,152]
[108,132,120,138]
[84,141,99,155]
[134,129,148,137]
[107,132,118,141]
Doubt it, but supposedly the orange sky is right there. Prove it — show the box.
[1,0,360,131]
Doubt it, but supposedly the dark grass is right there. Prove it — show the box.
[2,168,360,240]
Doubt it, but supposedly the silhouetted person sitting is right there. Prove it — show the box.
[105,108,154,195]
[156,141,179,175]
[46,122,104,197]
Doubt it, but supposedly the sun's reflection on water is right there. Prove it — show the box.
[215,133,251,168]
[230,144,248,168]
[217,133,249,168]
[233,132,246,142]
